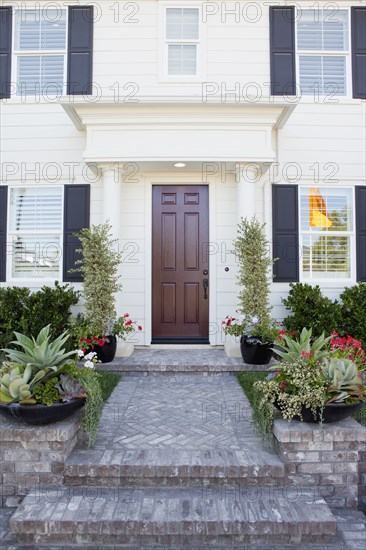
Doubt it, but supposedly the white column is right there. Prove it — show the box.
[236,163,260,222]
[101,165,121,241]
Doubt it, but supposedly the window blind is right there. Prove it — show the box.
[297,10,348,51]
[166,8,199,40]
[15,10,66,50]
[9,187,62,279]
[168,45,196,75]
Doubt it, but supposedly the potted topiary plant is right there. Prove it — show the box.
[222,217,279,364]
[70,222,124,363]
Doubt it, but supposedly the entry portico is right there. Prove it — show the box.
[62,99,295,346]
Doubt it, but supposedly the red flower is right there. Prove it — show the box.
[138,326,142,331]
[81,348,86,353]
[79,337,85,342]
[92,336,98,341]
[86,338,92,345]
[124,313,129,318]
[301,350,311,359]
[98,339,105,346]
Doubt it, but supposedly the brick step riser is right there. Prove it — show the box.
[14,533,336,546]
[64,476,287,489]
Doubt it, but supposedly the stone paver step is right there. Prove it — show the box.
[103,349,272,372]
[10,486,337,546]
[65,448,284,486]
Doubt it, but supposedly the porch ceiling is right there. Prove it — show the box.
[61,97,296,166]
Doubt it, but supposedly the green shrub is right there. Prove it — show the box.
[27,282,79,339]
[0,283,79,348]
[282,283,342,338]
[340,284,366,345]
[0,287,30,348]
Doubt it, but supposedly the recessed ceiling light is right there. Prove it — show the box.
[174,163,186,168]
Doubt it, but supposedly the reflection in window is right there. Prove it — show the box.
[300,187,353,279]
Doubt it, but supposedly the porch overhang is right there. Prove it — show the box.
[61,97,296,166]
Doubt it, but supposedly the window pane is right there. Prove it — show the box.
[297,10,348,51]
[302,235,350,279]
[15,10,66,50]
[299,55,346,95]
[11,235,61,279]
[168,45,197,75]
[17,55,64,95]
[166,8,199,40]
[300,187,353,232]
[10,187,63,232]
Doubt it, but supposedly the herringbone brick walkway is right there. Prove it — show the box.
[74,374,271,452]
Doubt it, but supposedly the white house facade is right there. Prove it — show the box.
[0,0,365,348]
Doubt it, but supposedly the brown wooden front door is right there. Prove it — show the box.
[152,185,209,343]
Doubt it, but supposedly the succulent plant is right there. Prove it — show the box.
[1,325,75,371]
[0,364,45,404]
[323,358,366,403]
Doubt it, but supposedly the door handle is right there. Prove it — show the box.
[203,279,209,299]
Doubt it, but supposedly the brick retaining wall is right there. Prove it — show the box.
[274,417,366,509]
[0,412,83,507]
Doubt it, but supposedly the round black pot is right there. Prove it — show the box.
[240,336,273,365]
[94,335,117,363]
[0,398,85,425]
[275,401,365,423]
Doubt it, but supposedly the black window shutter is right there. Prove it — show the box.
[272,185,299,282]
[270,6,296,96]
[356,186,366,282]
[0,186,8,282]
[0,7,12,99]
[63,185,90,282]
[67,6,93,95]
[351,7,366,99]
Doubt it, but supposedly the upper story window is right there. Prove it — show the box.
[14,9,67,96]
[8,187,63,279]
[165,7,200,76]
[297,10,349,96]
[300,187,354,280]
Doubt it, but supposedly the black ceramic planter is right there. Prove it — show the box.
[0,398,85,425]
[275,401,365,423]
[94,335,117,363]
[240,336,273,365]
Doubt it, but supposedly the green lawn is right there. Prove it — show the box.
[97,370,122,403]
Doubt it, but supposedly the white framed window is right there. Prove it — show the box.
[8,187,63,279]
[296,9,350,96]
[14,9,67,96]
[299,187,354,280]
[165,7,200,76]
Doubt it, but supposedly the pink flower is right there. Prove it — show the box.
[300,350,311,359]
[98,339,105,346]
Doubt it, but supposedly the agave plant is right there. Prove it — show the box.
[324,358,366,404]
[0,364,47,404]
[273,328,332,366]
[1,325,75,371]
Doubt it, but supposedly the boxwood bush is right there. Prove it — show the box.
[0,282,79,349]
[282,283,366,346]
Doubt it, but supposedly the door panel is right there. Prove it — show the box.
[152,185,209,343]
